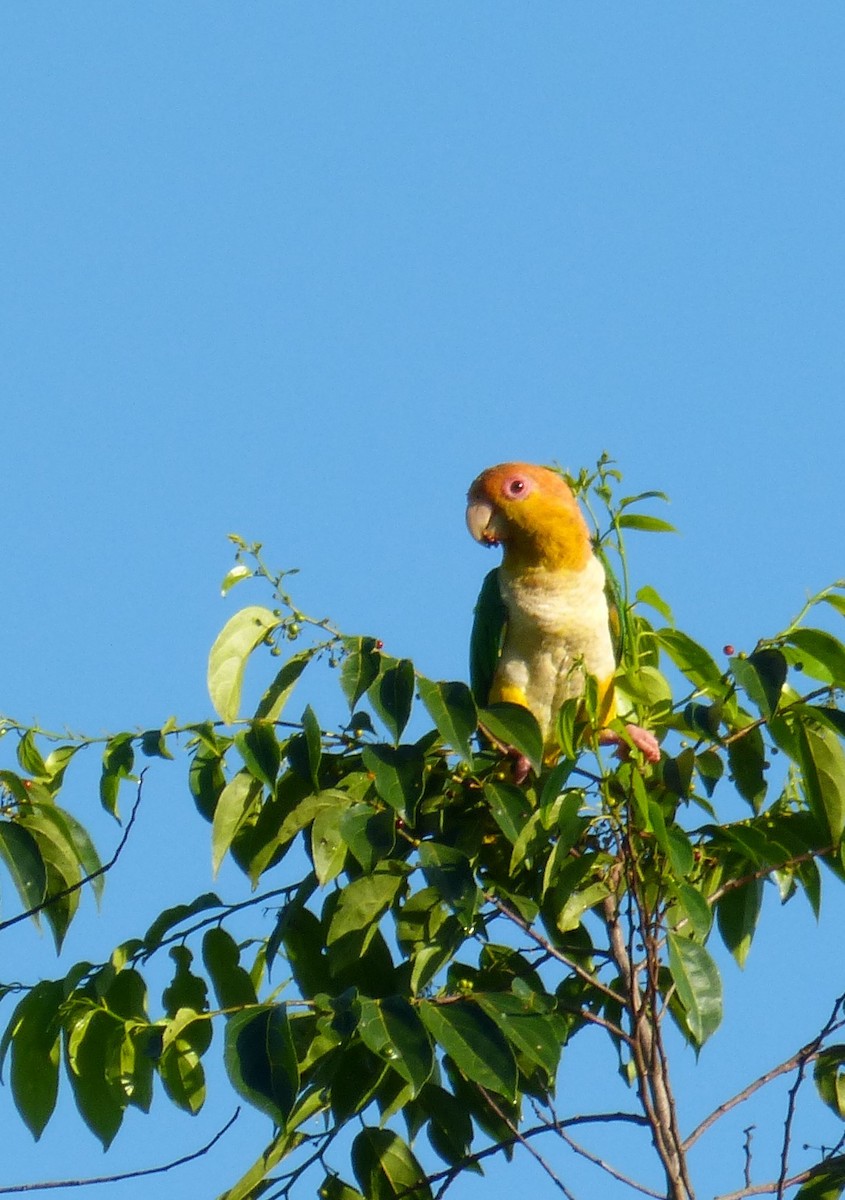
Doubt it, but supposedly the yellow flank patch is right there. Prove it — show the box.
[491,682,528,707]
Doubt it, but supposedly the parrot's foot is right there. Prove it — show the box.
[600,724,661,764]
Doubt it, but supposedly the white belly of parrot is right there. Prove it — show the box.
[493,557,616,739]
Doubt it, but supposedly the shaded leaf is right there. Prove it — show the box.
[352,1127,432,1200]
[369,659,415,744]
[357,996,433,1096]
[418,999,517,1100]
[224,1004,299,1124]
[417,678,477,763]
[479,703,543,774]
[255,649,313,722]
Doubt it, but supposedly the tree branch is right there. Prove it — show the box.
[0,1109,239,1193]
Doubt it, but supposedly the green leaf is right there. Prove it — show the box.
[255,648,313,722]
[235,722,281,788]
[301,705,323,788]
[357,996,433,1096]
[617,513,676,534]
[727,726,767,812]
[484,781,532,844]
[220,563,253,596]
[368,659,415,744]
[140,729,174,760]
[418,999,517,1100]
[224,1003,299,1124]
[716,880,763,967]
[311,805,348,886]
[673,883,713,940]
[656,629,724,693]
[208,606,282,724]
[202,927,258,1009]
[416,678,478,763]
[341,804,396,873]
[788,628,845,686]
[99,734,135,819]
[479,703,544,774]
[351,1127,432,1200]
[417,843,479,928]
[469,567,507,707]
[65,1008,125,1148]
[144,894,222,953]
[814,1045,845,1118]
[798,724,845,844]
[476,993,563,1082]
[159,1037,206,1114]
[731,649,787,718]
[666,933,723,1045]
[635,584,674,624]
[211,772,261,876]
[319,1177,366,1200]
[5,980,63,1139]
[361,744,425,816]
[17,731,48,778]
[327,868,406,952]
[795,1162,845,1200]
[0,821,46,915]
[341,637,382,710]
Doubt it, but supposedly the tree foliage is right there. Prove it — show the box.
[2,459,845,1199]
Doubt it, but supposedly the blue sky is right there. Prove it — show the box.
[2,4,845,1197]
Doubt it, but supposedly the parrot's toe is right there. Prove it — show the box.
[599,724,661,764]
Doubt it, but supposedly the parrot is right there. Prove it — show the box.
[465,461,661,774]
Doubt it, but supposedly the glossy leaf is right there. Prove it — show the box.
[99,734,134,819]
[255,648,313,721]
[311,804,347,886]
[208,606,282,724]
[479,702,543,774]
[361,744,425,816]
[0,821,46,915]
[667,933,723,1045]
[224,1004,299,1124]
[787,628,845,686]
[5,980,63,1139]
[799,724,845,844]
[351,1127,432,1200]
[716,880,763,967]
[656,629,724,693]
[212,772,261,875]
[159,1037,206,1114]
[476,993,562,1082]
[341,637,382,710]
[727,726,767,812]
[235,721,281,788]
[65,1008,125,1148]
[357,996,433,1096]
[417,843,479,928]
[202,927,258,1009]
[416,678,477,763]
[731,648,787,718]
[419,999,517,1100]
[368,658,415,744]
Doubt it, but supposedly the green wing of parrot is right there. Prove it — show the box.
[470,567,508,706]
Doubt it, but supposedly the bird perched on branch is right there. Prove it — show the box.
[466,461,660,773]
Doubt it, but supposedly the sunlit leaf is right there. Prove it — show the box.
[208,606,282,724]
[666,933,722,1045]
[419,999,517,1100]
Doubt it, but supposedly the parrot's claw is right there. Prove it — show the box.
[600,724,661,764]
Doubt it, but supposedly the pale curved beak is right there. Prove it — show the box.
[466,499,506,546]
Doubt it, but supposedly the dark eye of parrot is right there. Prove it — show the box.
[505,477,528,498]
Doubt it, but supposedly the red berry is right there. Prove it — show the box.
[375,640,384,650]
[723,645,735,656]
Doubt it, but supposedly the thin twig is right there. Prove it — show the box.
[0,1109,239,1193]
[556,1126,664,1198]
[478,1089,577,1200]
[0,772,147,935]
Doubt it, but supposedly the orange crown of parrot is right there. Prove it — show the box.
[466,462,592,572]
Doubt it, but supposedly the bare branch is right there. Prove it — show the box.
[479,1088,576,1199]
[0,1109,240,1193]
[556,1126,664,1199]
